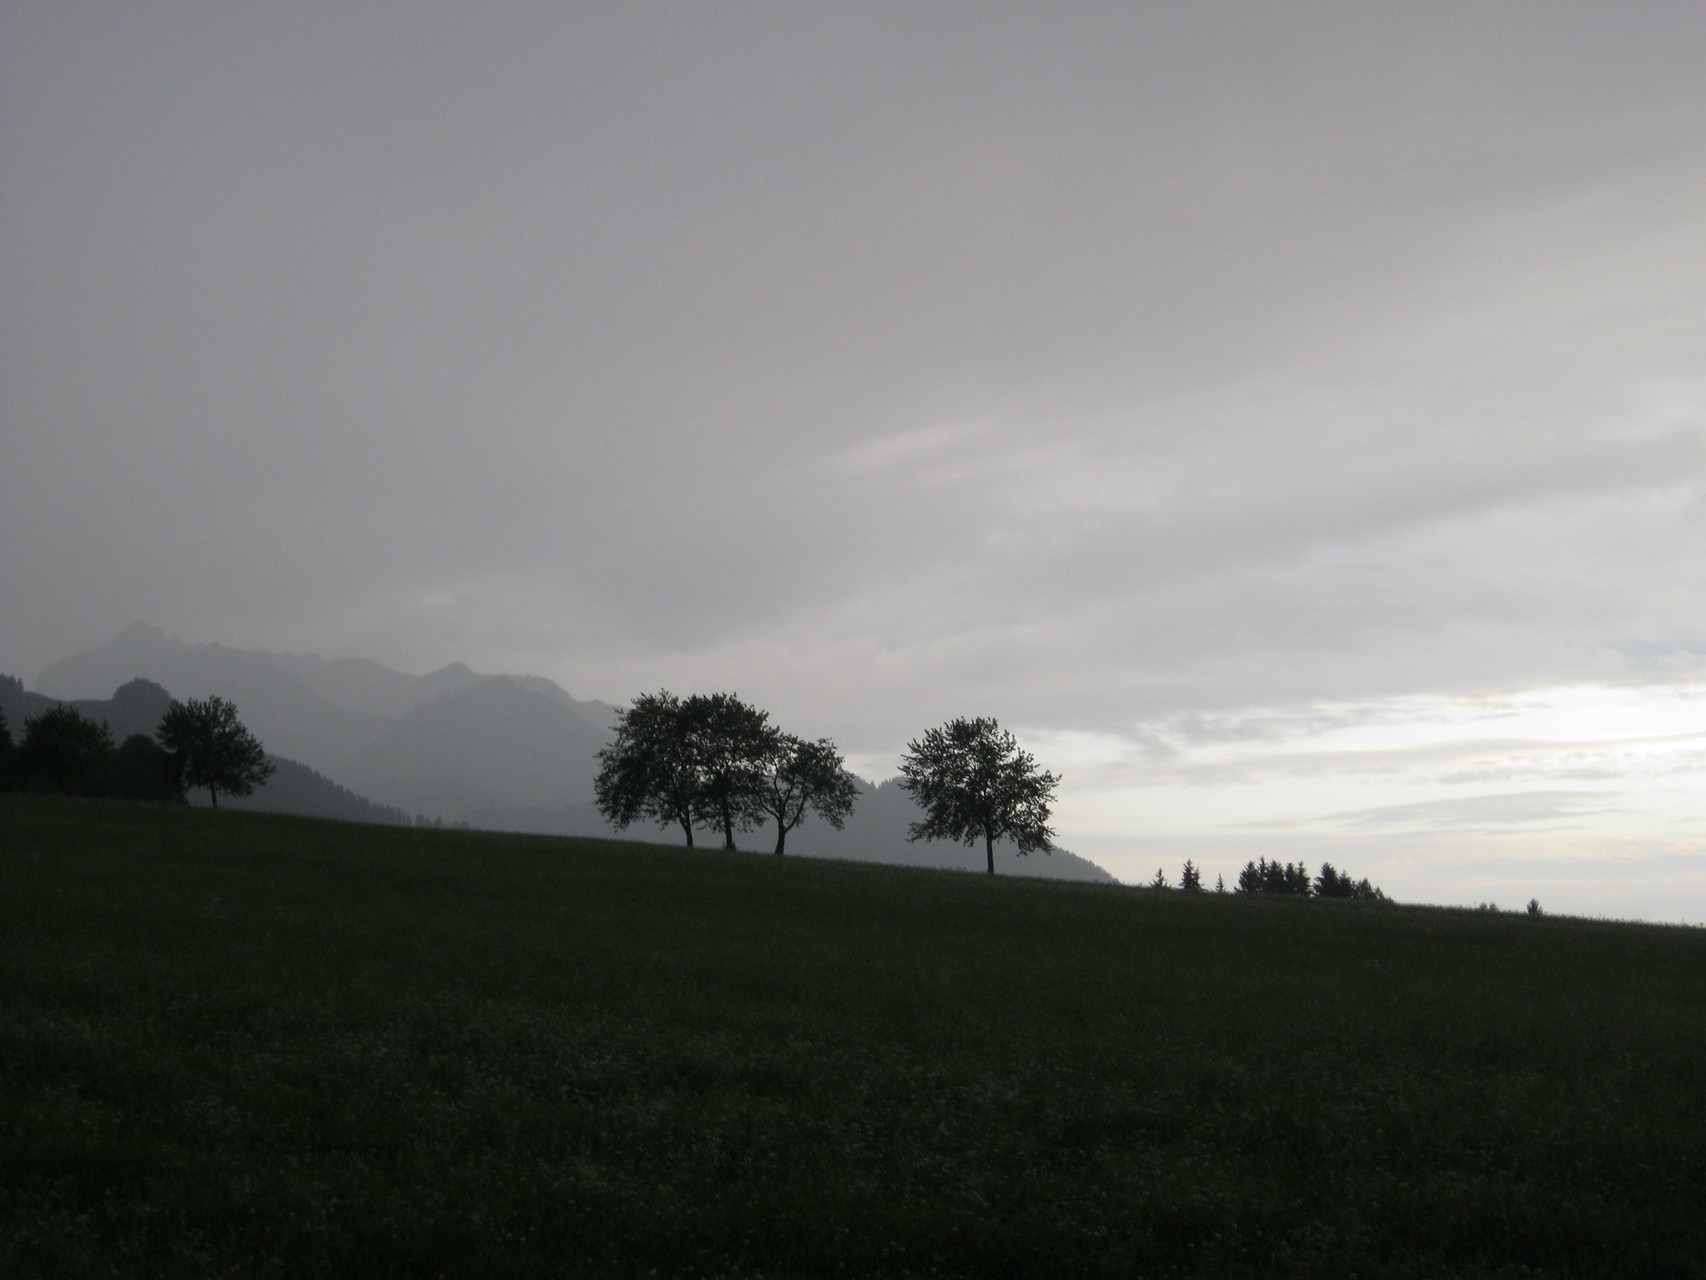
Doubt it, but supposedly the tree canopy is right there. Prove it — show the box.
[596,691,859,852]
[156,696,274,807]
[897,716,1059,875]
[687,693,776,851]
[18,705,114,796]
[596,691,704,845]
[754,734,858,856]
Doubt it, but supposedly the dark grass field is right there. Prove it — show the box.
[3,795,1704,1278]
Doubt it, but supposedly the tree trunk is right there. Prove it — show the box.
[681,818,694,848]
[985,831,995,875]
[774,822,788,856]
[209,786,218,809]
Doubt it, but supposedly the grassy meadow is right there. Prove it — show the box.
[2,794,1704,1278]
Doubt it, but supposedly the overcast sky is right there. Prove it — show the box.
[5,2,1706,917]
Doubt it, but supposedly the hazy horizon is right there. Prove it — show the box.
[5,4,1706,919]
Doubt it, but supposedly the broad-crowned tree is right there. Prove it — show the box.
[753,734,858,856]
[684,693,776,851]
[898,716,1058,875]
[596,691,777,849]
[156,696,274,807]
[596,691,704,846]
[20,704,114,795]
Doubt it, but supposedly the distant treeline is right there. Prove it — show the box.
[1153,857,1388,901]
[1239,857,1386,899]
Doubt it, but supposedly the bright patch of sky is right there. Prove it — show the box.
[1029,684,1706,921]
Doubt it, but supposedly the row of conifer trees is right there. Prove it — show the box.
[1149,857,1387,900]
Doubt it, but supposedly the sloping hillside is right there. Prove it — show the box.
[465,775,1115,883]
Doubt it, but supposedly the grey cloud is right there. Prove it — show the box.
[5,1,1706,749]
[1302,791,1630,833]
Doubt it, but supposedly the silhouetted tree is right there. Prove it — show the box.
[596,691,706,846]
[898,717,1058,875]
[1526,898,1542,916]
[1314,862,1355,898]
[685,693,775,851]
[19,705,114,795]
[1214,873,1226,893]
[1236,856,1380,899]
[156,696,273,807]
[1150,866,1171,890]
[595,690,781,849]
[752,734,858,855]
[1180,859,1202,891]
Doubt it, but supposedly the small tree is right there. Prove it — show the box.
[1214,873,1226,893]
[1315,862,1355,898]
[156,696,273,807]
[753,734,858,855]
[1526,897,1542,916]
[1149,866,1171,890]
[898,717,1058,875]
[1180,859,1202,891]
[19,705,115,795]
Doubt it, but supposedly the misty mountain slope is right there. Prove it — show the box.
[36,624,390,772]
[502,676,619,732]
[67,678,175,742]
[268,654,486,720]
[341,677,611,817]
[1,674,61,729]
[464,777,1115,883]
[34,628,620,798]
[208,756,413,826]
[3,675,175,744]
[268,651,616,726]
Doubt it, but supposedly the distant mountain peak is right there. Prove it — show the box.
[111,621,178,650]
